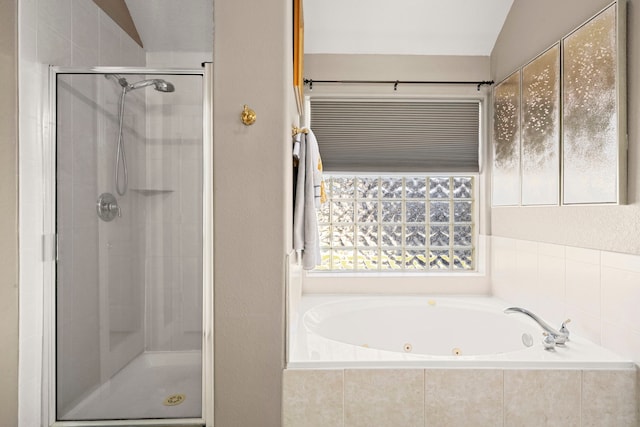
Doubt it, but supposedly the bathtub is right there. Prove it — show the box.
[287,295,633,369]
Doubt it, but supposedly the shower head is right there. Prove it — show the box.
[127,78,175,93]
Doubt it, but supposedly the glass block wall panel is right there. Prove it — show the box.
[317,175,475,271]
[522,43,560,206]
[492,70,521,206]
[563,4,619,204]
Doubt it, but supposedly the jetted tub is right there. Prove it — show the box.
[287,296,633,369]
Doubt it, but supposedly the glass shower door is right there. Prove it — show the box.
[55,70,204,422]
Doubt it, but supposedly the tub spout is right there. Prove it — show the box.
[504,307,570,345]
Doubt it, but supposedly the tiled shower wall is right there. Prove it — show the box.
[143,74,203,351]
[19,0,145,424]
[283,368,637,426]
[55,73,147,415]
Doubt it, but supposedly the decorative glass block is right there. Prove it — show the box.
[405,201,426,222]
[357,177,379,199]
[405,249,427,270]
[453,249,473,270]
[381,225,402,246]
[453,225,472,247]
[453,201,472,223]
[319,225,331,246]
[453,177,472,199]
[430,225,450,247]
[319,249,332,270]
[522,44,560,206]
[357,201,378,223]
[430,202,450,223]
[356,250,379,270]
[493,71,521,206]
[380,249,403,270]
[405,225,426,247]
[429,178,450,199]
[430,250,450,270]
[406,177,426,198]
[317,173,475,272]
[381,201,402,223]
[357,225,378,247]
[563,4,619,204]
[332,201,354,223]
[318,200,330,223]
[332,225,354,247]
[381,177,403,198]
[331,249,354,270]
[331,176,354,198]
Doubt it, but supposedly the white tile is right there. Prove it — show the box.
[516,239,538,254]
[565,245,600,264]
[538,241,565,259]
[71,0,99,52]
[121,33,145,67]
[38,0,72,41]
[565,259,600,317]
[37,23,72,66]
[601,267,640,334]
[491,236,518,300]
[601,250,640,274]
[19,23,37,65]
[19,0,37,25]
[534,254,566,322]
[98,11,121,66]
[565,304,601,344]
[601,321,640,364]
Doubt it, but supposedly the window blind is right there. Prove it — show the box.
[309,100,480,172]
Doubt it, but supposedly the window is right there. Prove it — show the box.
[317,174,475,272]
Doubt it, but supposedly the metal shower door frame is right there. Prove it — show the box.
[43,65,214,427]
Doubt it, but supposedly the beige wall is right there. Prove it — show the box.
[213,0,293,425]
[305,54,491,82]
[490,0,640,255]
[0,0,19,425]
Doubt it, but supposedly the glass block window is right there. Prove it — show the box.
[317,175,475,272]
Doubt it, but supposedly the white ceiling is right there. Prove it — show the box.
[304,0,514,56]
[123,0,513,56]
[125,0,213,52]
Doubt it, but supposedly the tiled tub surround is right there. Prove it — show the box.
[283,368,637,427]
[491,236,640,363]
[285,291,638,426]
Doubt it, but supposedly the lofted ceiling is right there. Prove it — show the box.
[121,0,513,56]
[304,0,514,56]
[124,0,213,52]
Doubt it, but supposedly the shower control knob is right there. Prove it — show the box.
[97,193,121,222]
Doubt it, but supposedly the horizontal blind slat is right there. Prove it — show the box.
[310,100,480,173]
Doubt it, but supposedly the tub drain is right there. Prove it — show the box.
[163,394,186,406]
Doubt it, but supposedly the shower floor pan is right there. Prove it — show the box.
[61,350,202,421]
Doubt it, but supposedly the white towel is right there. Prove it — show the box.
[293,129,325,270]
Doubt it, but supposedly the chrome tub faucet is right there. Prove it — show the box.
[504,307,571,348]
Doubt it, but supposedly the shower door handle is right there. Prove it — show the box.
[97,192,121,221]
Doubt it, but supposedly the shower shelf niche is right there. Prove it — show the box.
[130,188,174,196]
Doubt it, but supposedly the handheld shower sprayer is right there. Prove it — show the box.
[106,74,175,196]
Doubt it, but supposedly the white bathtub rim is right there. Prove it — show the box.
[289,294,634,370]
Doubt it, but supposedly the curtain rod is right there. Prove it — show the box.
[304,78,494,91]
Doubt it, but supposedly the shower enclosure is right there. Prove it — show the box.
[44,66,213,426]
